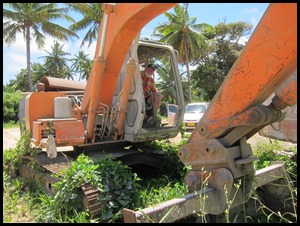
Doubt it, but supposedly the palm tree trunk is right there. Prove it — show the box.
[26,26,33,92]
[185,60,192,103]
[184,42,192,103]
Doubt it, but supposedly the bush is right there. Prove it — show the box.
[3,91,23,123]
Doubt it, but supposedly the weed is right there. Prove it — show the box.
[3,136,297,223]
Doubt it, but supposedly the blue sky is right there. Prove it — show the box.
[3,3,269,85]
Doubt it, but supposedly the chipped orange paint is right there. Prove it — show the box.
[32,119,85,146]
[26,92,85,146]
[81,3,177,138]
[82,3,177,113]
[25,92,66,130]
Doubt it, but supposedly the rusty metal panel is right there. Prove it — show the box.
[123,163,287,223]
[259,94,297,143]
[32,119,85,146]
[21,152,72,174]
[39,76,86,91]
[54,120,85,145]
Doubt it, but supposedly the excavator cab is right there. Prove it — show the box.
[111,39,185,142]
[138,40,183,128]
[19,39,185,149]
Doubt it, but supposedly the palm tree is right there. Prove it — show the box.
[152,3,213,103]
[64,66,75,81]
[156,64,177,104]
[39,41,71,79]
[6,69,29,92]
[154,59,188,104]
[3,3,78,91]
[65,3,103,48]
[81,58,93,81]
[31,62,48,82]
[70,50,91,81]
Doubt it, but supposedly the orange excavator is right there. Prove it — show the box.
[18,3,296,222]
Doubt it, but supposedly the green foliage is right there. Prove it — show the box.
[3,129,41,177]
[253,140,297,189]
[5,69,30,92]
[253,140,296,169]
[191,20,252,101]
[155,140,189,180]
[66,3,104,48]
[152,3,214,102]
[3,171,41,223]
[37,154,141,223]
[3,121,19,129]
[3,91,23,123]
[95,155,142,222]
[37,154,101,223]
[40,41,72,79]
[70,50,92,81]
[4,3,78,91]
[139,177,187,207]
[2,126,296,223]
[191,64,224,101]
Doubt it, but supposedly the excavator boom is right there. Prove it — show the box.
[190,3,297,142]
[81,3,176,138]
[124,3,297,222]
[82,3,177,111]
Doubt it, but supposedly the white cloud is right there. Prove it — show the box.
[79,40,97,59]
[242,5,268,28]
[3,15,95,84]
[4,51,27,79]
[243,7,259,14]
[239,36,248,45]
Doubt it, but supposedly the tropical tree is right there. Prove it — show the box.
[64,66,75,81]
[3,3,78,91]
[3,90,23,123]
[192,20,252,101]
[66,3,104,48]
[156,63,189,105]
[156,64,177,104]
[152,3,213,103]
[80,58,93,81]
[39,41,71,79]
[213,20,252,73]
[31,62,48,82]
[70,50,92,81]
[6,69,29,92]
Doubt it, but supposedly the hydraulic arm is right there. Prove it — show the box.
[124,3,297,222]
[18,2,296,222]
[178,2,297,214]
[81,3,177,139]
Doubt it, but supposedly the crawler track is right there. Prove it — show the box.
[20,152,101,216]
[18,143,165,217]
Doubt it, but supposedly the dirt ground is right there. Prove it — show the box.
[3,127,21,150]
[3,127,296,151]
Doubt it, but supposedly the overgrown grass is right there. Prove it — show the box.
[3,121,19,129]
[3,131,297,223]
[3,172,41,223]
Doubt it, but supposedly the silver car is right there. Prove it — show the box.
[183,102,210,131]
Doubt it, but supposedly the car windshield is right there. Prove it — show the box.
[185,104,206,113]
[168,104,178,113]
